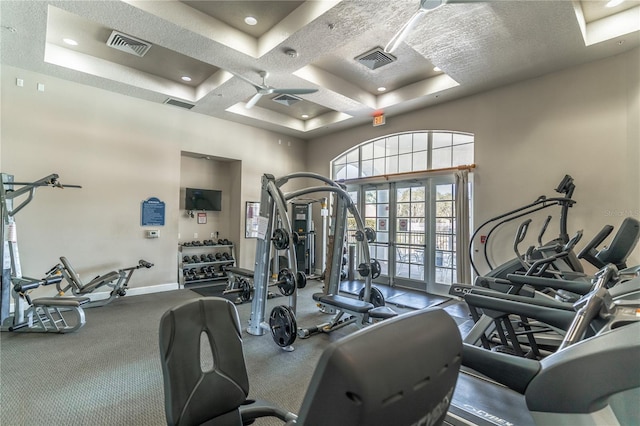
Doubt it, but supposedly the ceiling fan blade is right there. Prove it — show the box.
[384,9,427,53]
[273,88,319,95]
[229,71,264,90]
[245,93,263,109]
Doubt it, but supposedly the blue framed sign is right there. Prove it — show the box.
[141,197,165,226]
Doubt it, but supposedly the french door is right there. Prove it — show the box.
[349,176,457,295]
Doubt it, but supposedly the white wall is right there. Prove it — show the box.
[307,48,640,275]
[0,65,307,296]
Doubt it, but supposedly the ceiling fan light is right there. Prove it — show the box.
[181,76,192,82]
[244,16,258,26]
[377,87,387,92]
[63,38,78,46]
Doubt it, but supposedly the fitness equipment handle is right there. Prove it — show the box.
[558,264,617,351]
[13,275,63,293]
[138,260,153,268]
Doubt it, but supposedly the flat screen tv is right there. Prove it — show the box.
[185,188,222,211]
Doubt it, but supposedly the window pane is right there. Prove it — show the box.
[453,133,474,145]
[334,164,346,180]
[432,148,451,168]
[397,187,410,202]
[377,189,389,203]
[397,203,410,217]
[452,143,474,166]
[435,267,453,284]
[365,190,376,202]
[432,133,452,149]
[411,186,425,201]
[374,139,386,158]
[377,204,389,217]
[414,133,428,151]
[346,162,359,179]
[436,184,453,200]
[334,154,347,164]
[346,149,358,163]
[361,143,373,160]
[412,150,427,171]
[411,202,425,217]
[398,153,412,173]
[386,135,399,156]
[436,218,453,233]
[386,155,398,174]
[373,158,385,176]
[361,159,373,177]
[365,204,376,216]
[399,134,413,154]
[436,201,453,217]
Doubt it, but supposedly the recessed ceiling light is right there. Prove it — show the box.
[63,38,78,46]
[606,0,625,7]
[433,66,441,72]
[302,114,309,119]
[181,76,192,82]
[244,16,258,26]
[377,87,387,92]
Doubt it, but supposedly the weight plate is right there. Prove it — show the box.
[240,278,251,302]
[269,305,297,347]
[358,286,385,307]
[370,259,381,279]
[296,271,307,289]
[364,227,377,243]
[277,268,296,296]
[272,228,290,250]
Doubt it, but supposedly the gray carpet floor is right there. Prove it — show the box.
[0,281,468,426]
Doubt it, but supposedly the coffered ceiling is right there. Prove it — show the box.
[1,0,638,138]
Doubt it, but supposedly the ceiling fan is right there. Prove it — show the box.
[233,70,318,109]
[384,0,477,53]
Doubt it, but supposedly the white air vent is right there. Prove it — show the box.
[355,47,397,70]
[106,31,152,57]
[272,94,302,106]
[164,98,195,110]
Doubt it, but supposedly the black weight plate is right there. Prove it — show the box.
[296,271,307,289]
[277,268,296,296]
[358,286,385,307]
[240,279,251,302]
[269,305,297,347]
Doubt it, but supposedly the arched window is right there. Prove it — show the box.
[332,131,473,180]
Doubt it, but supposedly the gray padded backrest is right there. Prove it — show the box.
[59,256,83,288]
[159,298,249,426]
[296,307,462,426]
[597,217,640,268]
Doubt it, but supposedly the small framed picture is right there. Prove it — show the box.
[197,212,207,224]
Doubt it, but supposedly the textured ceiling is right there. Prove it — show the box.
[1,0,639,139]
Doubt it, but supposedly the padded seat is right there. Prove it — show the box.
[369,306,398,319]
[225,267,254,278]
[159,297,462,426]
[313,293,374,313]
[32,296,90,307]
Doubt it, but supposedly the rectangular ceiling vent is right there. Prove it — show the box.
[272,94,302,106]
[355,47,397,70]
[164,98,195,110]
[106,31,152,57]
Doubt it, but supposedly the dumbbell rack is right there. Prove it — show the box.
[178,242,235,288]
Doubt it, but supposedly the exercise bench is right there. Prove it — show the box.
[50,256,153,308]
[298,292,398,338]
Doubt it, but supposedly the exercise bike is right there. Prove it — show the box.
[47,257,153,308]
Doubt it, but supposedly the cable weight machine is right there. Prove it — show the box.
[1,173,88,333]
[247,173,387,351]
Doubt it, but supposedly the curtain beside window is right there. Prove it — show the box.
[455,170,471,283]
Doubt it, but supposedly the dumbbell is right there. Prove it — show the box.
[183,256,191,264]
[191,255,200,263]
[207,254,216,262]
[200,254,209,262]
